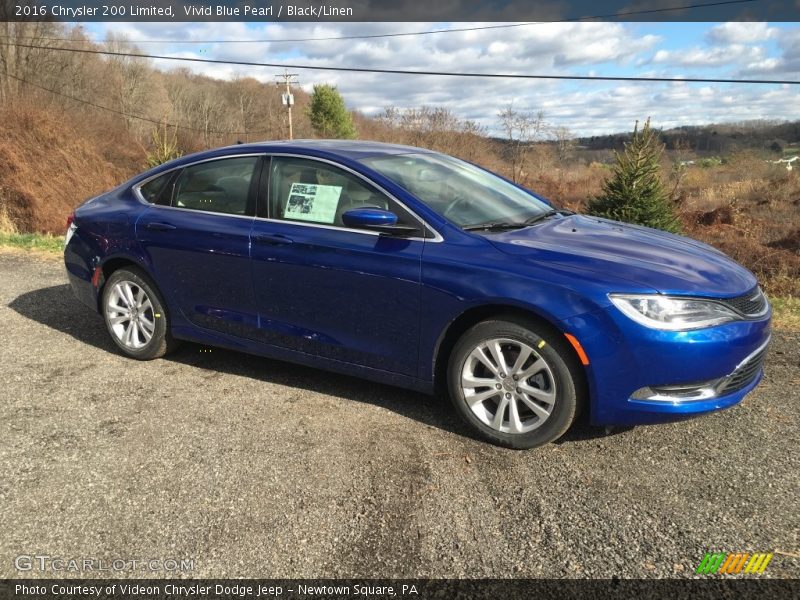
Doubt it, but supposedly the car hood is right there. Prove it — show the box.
[486,215,757,296]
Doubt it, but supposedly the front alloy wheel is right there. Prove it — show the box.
[461,338,557,434]
[448,318,583,449]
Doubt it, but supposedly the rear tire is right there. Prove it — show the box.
[101,267,178,360]
[447,317,583,449]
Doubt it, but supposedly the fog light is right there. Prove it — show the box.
[631,338,770,403]
[631,381,720,402]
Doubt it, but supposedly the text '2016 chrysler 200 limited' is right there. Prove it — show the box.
[64,141,771,448]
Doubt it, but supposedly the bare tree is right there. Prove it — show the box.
[103,33,159,138]
[373,105,488,159]
[378,106,401,129]
[0,21,68,103]
[551,125,575,163]
[667,136,693,206]
[497,104,546,183]
[227,75,264,142]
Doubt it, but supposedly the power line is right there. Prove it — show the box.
[0,70,268,136]
[0,0,759,44]
[0,65,574,134]
[2,41,798,85]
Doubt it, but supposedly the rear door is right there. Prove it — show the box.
[249,155,427,376]
[136,154,263,338]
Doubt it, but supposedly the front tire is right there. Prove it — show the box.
[101,267,178,360]
[447,317,583,449]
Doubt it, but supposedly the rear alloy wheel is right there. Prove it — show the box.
[448,318,583,449]
[102,267,177,360]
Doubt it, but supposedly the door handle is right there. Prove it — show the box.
[144,222,177,231]
[253,233,294,245]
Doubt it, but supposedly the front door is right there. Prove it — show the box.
[249,156,426,377]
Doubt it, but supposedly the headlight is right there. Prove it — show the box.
[609,294,739,330]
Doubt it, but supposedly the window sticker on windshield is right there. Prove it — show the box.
[284,183,342,224]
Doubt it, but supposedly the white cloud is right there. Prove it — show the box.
[732,28,800,78]
[536,83,800,135]
[707,22,777,45]
[85,21,800,136]
[648,44,767,68]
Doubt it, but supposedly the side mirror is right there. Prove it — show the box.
[341,208,419,236]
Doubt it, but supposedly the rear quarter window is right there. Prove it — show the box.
[137,172,173,205]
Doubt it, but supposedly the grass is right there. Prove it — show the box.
[770,296,800,331]
[0,231,64,253]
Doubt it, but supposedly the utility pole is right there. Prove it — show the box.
[275,69,299,140]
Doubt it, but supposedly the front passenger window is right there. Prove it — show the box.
[269,157,415,230]
[172,156,259,215]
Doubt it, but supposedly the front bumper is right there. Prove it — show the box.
[560,304,772,426]
[629,336,770,402]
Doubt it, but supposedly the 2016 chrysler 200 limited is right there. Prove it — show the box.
[64,141,771,448]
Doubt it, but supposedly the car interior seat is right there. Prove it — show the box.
[334,179,388,226]
[175,171,225,210]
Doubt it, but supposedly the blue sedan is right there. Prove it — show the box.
[64,141,771,448]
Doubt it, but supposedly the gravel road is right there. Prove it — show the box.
[0,249,798,579]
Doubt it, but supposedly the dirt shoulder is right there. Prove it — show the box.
[0,252,797,578]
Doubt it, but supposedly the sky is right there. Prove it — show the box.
[81,20,800,137]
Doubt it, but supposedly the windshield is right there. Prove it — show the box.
[360,153,552,228]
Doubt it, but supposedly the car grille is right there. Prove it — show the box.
[718,287,768,317]
[716,342,770,395]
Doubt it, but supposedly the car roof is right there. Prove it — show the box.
[132,140,438,185]
[214,139,434,161]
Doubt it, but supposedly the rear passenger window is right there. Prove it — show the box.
[138,172,172,204]
[173,156,259,215]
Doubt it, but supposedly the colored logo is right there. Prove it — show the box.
[696,552,773,575]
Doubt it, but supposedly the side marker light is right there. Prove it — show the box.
[564,333,590,366]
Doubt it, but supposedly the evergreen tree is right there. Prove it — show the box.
[308,84,356,139]
[145,121,182,168]
[587,118,681,233]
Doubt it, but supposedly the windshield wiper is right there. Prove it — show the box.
[523,209,567,226]
[463,209,573,232]
[462,221,529,232]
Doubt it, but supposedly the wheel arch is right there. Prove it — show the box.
[96,254,179,360]
[432,304,590,410]
[96,255,157,310]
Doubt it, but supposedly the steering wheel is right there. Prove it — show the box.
[442,196,472,220]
